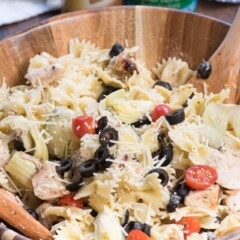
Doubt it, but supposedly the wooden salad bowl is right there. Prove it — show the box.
[0,6,230,94]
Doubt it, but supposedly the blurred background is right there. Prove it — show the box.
[0,0,239,39]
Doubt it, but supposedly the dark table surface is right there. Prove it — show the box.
[0,1,239,40]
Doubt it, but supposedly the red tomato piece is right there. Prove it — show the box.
[72,116,97,139]
[176,216,201,239]
[185,165,218,190]
[127,230,150,240]
[57,193,84,208]
[151,104,171,122]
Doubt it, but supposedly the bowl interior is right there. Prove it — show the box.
[0,6,229,87]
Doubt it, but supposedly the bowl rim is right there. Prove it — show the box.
[0,5,230,43]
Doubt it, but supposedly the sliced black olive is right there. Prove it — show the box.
[131,117,151,128]
[152,146,173,167]
[97,157,113,171]
[166,194,181,212]
[125,221,143,233]
[78,160,97,178]
[98,84,120,102]
[182,92,195,108]
[153,80,172,91]
[27,209,39,221]
[165,109,185,125]
[109,42,124,58]
[146,168,169,187]
[173,183,190,200]
[13,138,25,151]
[142,223,151,236]
[96,116,108,134]
[94,146,110,163]
[157,131,165,144]
[99,127,118,146]
[66,177,83,192]
[94,146,113,171]
[90,209,98,217]
[121,209,130,227]
[197,60,212,79]
[56,158,73,176]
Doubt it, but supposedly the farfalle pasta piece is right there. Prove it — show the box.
[127,68,154,90]
[215,212,240,238]
[97,68,126,88]
[151,224,184,240]
[153,58,193,87]
[94,207,124,240]
[118,125,141,155]
[53,219,94,240]
[140,126,159,153]
[69,38,97,58]
[128,86,165,105]
[137,173,170,211]
[169,84,195,107]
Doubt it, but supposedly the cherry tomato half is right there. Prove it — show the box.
[185,165,218,190]
[72,116,97,139]
[151,104,171,122]
[57,193,84,208]
[176,216,201,239]
[127,230,150,240]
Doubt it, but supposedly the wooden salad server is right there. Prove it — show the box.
[188,8,240,103]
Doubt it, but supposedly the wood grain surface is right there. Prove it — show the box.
[188,8,240,103]
[0,6,231,97]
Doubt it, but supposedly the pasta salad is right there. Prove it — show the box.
[0,39,240,240]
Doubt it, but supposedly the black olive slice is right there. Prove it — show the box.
[109,43,124,58]
[26,209,39,221]
[131,117,151,128]
[125,221,143,233]
[146,168,169,187]
[166,194,181,212]
[78,160,97,178]
[56,159,73,176]
[94,146,113,171]
[66,177,83,192]
[153,80,172,91]
[13,138,25,151]
[142,223,151,236]
[173,183,190,200]
[182,92,195,108]
[121,209,130,227]
[157,131,165,144]
[90,209,98,217]
[197,60,212,79]
[165,109,185,125]
[99,127,118,146]
[152,146,173,167]
[94,146,110,163]
[96,116,108,134]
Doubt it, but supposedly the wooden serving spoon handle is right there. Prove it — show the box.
[188,8,240,103]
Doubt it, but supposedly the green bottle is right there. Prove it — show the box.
[124,0,197,12]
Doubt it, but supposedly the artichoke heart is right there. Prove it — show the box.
[94,207,124,240]
[228,105,240,138]
[112,99,153,123]
[106,89,153,123]
[46,107,78,159]
[203,103,229,148]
